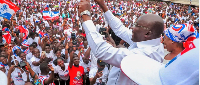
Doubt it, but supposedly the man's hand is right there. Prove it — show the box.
[65,43,69,50]
[70,51,74,59]
[94,0,108,12]
[95,71,103,78]
[25,61,31,69]
[94,0,105,6]
[40,54,46,62]
[9,65,16,73]
[48,64,54,72]
[78,0,91,16]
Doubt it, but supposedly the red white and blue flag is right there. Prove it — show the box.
[2,27,10,32]
[17,25,29,40]
[3,31,11,44]
[43,11,59,20]
[0,0,19,20]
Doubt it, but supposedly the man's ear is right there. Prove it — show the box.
[144,31,152,38]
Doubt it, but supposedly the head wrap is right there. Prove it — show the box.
[164,23,197,43]
[12,46,21,56]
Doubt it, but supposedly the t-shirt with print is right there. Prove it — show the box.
[38,75,55,85]
[11,68,27,85]
[68,65,84,85]
[54,63,69,80]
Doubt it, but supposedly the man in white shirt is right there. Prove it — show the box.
[44,44,56,67]
[89,60,109,85]
[80,57,91,85]
[30,48,44,75]
[78,0,164,85]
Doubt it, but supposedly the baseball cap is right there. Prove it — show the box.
[97,59,106,66]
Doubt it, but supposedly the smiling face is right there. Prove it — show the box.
[33,49,40,58]
[20,52,26,61]
[57,58,64,68]
[56,50,61,57]
[130,14,164,42]
[130,20,150,42]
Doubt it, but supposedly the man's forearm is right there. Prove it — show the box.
[90,76,98,85]
[96,2,108,13]
[45,71,54,84]
[84,47,91,59]
[7,71,11,85]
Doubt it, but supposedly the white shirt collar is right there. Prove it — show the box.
[136,38,161,48]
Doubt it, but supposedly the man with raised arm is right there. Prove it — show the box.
[78,0,165,85]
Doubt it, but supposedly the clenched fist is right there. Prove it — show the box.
[78,0,91,16]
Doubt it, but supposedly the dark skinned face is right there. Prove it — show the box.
[20,53,26,61]
[130,19,150,42]
[57,59,65,68]
[45,46,51,53]
[33,49,40,58]
[73,56,80,66]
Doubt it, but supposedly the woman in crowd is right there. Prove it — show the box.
[162,23,198,64]
[53,58,70,85]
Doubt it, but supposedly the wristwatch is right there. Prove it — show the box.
[80,10,91,16]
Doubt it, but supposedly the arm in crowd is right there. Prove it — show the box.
[84,47,91,59]
[65,43,69,60]
[32,55,45,66]
[7,65,15,85]
[104,29,116,47]
[69,51,74,68]
[41,37,48,51]
[7,47,12,67]
[44,65,54,84]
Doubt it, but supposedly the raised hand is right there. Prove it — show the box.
[8,65,16,73]
[95,71,103,78]
[94,0,105,5]
[65,43,69,50]
[78,0,91,16]
[48,64,54,72]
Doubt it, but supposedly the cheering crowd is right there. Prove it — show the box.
[0,0,199,85]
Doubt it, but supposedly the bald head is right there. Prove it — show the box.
[131,14,164,42]
[139,14,163,34]
[139,14,164,37]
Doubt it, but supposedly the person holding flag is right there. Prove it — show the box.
[0,0,19,20]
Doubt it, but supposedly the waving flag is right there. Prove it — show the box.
[17,25,29,40]
[3,31,11,44]
[38,31,45,38]
[2,27,10,32]
[0,0,19,20]
[43,11,59,20]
